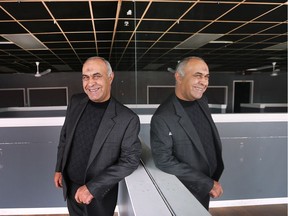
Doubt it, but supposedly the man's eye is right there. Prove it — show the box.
[193,74,209,79]
[93,74,102,79]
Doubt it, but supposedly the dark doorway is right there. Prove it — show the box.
[233,81,253,113]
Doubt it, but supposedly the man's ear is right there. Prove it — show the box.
[109,72,114,83]
[175,72,182,84]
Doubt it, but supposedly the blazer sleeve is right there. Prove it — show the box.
[150,114,214,195]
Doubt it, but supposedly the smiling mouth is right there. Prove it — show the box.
[195,86,205,92]
[88,87,100,92]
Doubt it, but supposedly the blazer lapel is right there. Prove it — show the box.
[172,96,209,165]
[86,98,116,168]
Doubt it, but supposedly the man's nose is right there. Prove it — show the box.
[87,77,96,86]
[199,76,209,84]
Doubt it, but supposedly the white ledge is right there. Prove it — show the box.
[0,113,287,127]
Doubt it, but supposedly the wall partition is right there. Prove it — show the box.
[0,112,286,215]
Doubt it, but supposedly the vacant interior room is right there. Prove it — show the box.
[0,1,287,215]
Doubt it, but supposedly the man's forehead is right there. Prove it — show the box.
[83,66,98,72]
[83,59,105,67]
[187,66,209,74]
[83,61,106,73]
[82,70,103,75]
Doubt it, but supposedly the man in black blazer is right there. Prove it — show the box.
[150,56,224,210]
[54,57,141,216]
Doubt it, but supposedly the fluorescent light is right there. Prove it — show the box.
[209,40,233,44]
[267,56,284,60]
[263,42,287,50]
[246,65,272,71]
[175,33,224,49]
[0,41,13,44]
[1,34,48,50]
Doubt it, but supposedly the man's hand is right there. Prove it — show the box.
[209,181,223,198]
[54,172,63,188]
[75,185,94,205]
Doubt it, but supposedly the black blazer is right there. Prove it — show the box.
[150,94,224,199]
[56,93,142,200]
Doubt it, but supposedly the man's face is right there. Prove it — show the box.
[175,59,209,101]
[82,59,114,102]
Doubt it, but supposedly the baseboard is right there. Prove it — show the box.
[1,199,287,215]
[210,197,288,208]
[0,207,68,215]
[0,206,119,215]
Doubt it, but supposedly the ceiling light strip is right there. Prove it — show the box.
[209,41,233,44]
[0,41,13,44]
[1,33,48,50]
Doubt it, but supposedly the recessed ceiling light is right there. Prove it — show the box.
[0,41,13,44]
[175,33,224,49]
[209,40,233,44]
[1,34,48,50]
[267,56,284,60]
[263,42,287,50]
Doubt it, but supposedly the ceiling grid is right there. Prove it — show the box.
[0,0,286,74]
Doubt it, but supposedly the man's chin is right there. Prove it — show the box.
[88,95,101,102]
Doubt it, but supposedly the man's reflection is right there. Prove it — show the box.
[150,56,224,210]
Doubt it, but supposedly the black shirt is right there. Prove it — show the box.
[178,98,217,175]
[65,99,110,184]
